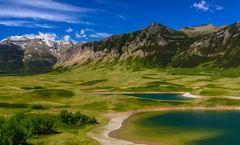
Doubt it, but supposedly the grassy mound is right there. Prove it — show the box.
[79,79,107,86]
[31,89,74,98]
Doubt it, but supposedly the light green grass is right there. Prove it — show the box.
[1,65,240,144]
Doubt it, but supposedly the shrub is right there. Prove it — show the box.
[0,111,97,145]
[21,86,45,90]
[33,89,74,98]
[59,110,98,126]
[79,79,107,86]
[0,113,55,145]
[26,115,54,135]
[33,86,45,90]
[30,104,45,110]
[0,114,28,145]
[0,102,28,109]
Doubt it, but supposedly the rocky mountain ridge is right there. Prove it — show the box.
[56,22,240,68]
[1,22,240,74]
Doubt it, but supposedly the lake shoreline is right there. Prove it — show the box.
[95,91,201,99]
[95,91,240,100]
[87,106,240,145]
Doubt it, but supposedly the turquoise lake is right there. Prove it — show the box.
[112,111,240,145]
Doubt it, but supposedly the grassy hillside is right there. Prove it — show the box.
[1,64,240,144]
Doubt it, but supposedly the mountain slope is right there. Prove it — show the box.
[0,43,24,74]
[172,22,240,67]
[55,23,192,68]
[1,22,240,74]
[56,22,240,69]
[0,36,74,74]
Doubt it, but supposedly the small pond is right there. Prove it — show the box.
[123,93,193,101]
[99,93,194,101]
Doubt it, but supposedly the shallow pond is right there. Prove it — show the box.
[111,111,240,145]
[123,93,193,101]
[99,93,194,101]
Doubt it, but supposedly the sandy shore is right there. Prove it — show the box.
[182,92,202,98]
[224,96,240,99]
[87,111,144,145]
[87,106,240,145]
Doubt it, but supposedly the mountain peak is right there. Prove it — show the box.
[150,22,161,26]
[148,22,167,29]
[144,22,174,33]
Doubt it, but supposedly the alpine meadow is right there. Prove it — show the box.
[0,0,240,145]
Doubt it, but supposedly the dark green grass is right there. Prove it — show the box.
[199,89,228,96]
[30,104,45,110]
[199,97,240,106]
[95,86,119,90]
[141,76,162,79]
[31,89,74,98]
[165,64,240,77]
[0,102,28,108]
[21,86,45,90]
[79,79,107,86]
[0,102,48,110]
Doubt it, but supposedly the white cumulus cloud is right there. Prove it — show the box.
[66,27,73,33]
[80,29,85,35]
[192,0,209,12]
[75,28,111,40]
[192,0,223,12]
[64,35,71,42]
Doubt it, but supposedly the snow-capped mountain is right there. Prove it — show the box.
[0,33,75,74]
[1,21,240,74]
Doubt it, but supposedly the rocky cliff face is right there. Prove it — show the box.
[173,22,240,67]
[56,23,192,68]
[1,22,240,74]
[56,22,240,68]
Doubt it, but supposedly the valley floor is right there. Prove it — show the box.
[1,65,240,144]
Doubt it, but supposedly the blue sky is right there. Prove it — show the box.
[0,0,239,42]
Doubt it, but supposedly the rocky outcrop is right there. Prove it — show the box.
[172,22,240,67]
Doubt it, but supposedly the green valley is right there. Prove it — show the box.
[1,64,240,144]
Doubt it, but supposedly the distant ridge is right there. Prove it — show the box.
[0,21,240,74]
